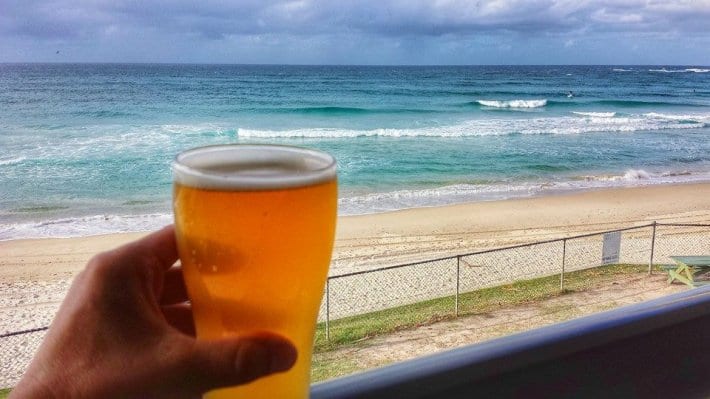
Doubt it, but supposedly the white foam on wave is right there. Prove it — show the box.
[571,169,710,188]
[0,213,173,240]
[0,156,26,166]
[4,123,236,162]
[160,123,234,135]
[578,168,710,184]
[477,99,548,108]
[613,68,633,72]
[572,111,617,118]
[623,169,650,180]
[644,112,710,123]
[581,169,652,182]
[239,111,710,138]
[338,184,543,215]
[649,68,710,73]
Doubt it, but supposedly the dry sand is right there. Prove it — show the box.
[333,183,710,272]
[1,183,709,387]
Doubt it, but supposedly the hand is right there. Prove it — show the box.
[11,226,297,399]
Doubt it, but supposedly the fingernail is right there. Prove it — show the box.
[267,339,297,373]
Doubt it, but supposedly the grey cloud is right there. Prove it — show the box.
[3,0,710,42]
[1,0,99,39]
[266,1,710,36]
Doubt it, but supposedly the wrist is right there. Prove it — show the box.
[9,365,73,399]
[9,378,56,399]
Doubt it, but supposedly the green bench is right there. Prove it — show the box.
[664,256,710,288]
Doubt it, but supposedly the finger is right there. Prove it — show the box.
[162,303,195,336]
[180,333,297,393]
[129,225,179,271]
[99,225,179,279]
[161,266,189,305]
[84,226,178,312]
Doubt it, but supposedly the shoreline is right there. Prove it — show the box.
[1,182,709,281]
[4,173,710,241]
[340,181,710,233]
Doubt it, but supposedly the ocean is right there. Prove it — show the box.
[1,64,709,240]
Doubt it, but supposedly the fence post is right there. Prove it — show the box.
[560,238,567,291]
[455,256,460,317]
[325,278,331,341]
[648,221,657,275]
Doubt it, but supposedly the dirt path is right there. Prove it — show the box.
[313,273,687,380]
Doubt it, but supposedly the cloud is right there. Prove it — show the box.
[1,1,102,39]
[4,0,710,42]
[2,0,709,64]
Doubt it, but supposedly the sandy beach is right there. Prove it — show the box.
[1,183,709,285]
[1,183,709,386]
[333,182,710,272]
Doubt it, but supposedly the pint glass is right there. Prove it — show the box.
[172,144,337,398]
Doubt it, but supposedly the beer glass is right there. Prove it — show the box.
[172,144,337,398]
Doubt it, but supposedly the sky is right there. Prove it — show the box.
[1,0,710,65]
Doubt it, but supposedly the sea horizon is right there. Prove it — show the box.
[2,62,710,67]
[1,63,709,240]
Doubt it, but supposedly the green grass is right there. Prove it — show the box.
[311,264,652,381]
[538,303,579,317]
[0,388,11,399]
[314,264,650,352]
[311,355,362,382]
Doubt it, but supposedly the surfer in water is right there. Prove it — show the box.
[567,91,574,98]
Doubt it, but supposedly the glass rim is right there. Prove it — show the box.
[172,144,337,190]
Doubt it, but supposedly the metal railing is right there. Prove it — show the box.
[2,222,709,388]
[317,222,710,340]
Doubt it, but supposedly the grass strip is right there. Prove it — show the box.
[314,264,650,352]
[311,264,654,382]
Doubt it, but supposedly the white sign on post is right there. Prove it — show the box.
[602,231,621,265]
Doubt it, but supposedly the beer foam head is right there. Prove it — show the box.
[172,144,336,190]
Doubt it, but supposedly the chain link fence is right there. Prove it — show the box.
[316,222,709,343]
[0,328,48,388]
[2,222,709,388]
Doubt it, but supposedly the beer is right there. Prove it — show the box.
[172,145,337,398]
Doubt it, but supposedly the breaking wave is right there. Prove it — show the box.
[649,68,710,73]
[572,112,617,118]
[238,112,709,138]
[0,156,26,166]
[477,99,548,108]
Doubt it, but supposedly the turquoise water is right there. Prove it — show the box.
[1,64,709,239]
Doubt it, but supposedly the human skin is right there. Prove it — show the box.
[10,225,297,399]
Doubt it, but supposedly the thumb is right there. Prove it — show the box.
[181,333,297,394]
